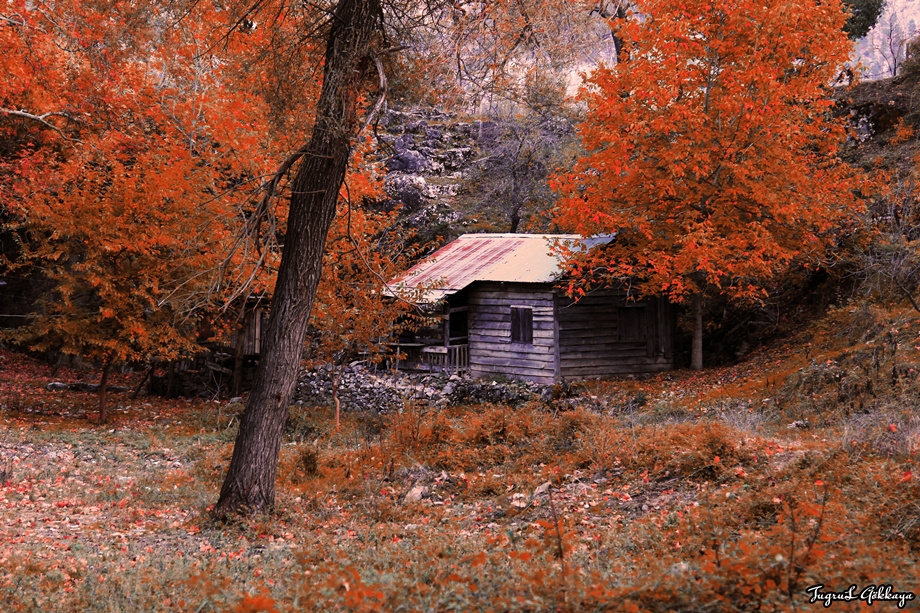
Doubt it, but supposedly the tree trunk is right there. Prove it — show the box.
[690,292,704,371]
[214,0,381,517]
[98,360,111,423]
[130,364,152,400]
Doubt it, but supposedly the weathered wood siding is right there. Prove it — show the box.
[557,290,673,379]
[466,283,558,384]
[229,307,269,356]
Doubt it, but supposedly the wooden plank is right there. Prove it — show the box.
[470,358,555,373]
[559,347,652,361]
[471,316,554,327]
[470,338,554,350]
[472,342,556,355]
[472,347,555,359]
[470,357,554,370]
[558,320,617,330]
[557,301,617,312]
[559,345,649,356]
[470,302,553,312]
[646,301,657,358]
[560,364,671,378]
[558,304,618,316]
[559,333,620,345]
[560,354,653,367]
[558,323,617,334]
[470,328,511,338]
[471,347,556,360]
[472,327,554,340]
[495,321,553,333]
[561,355,673,369]
[472,359,555,370]
[470,367,556,385]
[471,311,509,321]
[559,332,637,344]
[468,297,554,308]
[469,291,554,301]
[558,310,618,320]
[472,286,553,295]
[472,334,555,347]
[559,351,673,365]
[472,314,554,326]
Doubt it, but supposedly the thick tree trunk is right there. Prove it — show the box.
[690,292,704,371]
[214,0,381,517]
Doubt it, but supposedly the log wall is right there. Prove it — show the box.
[465,283,558,384]
[556,290,673,379]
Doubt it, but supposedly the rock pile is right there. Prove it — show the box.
[291,366,556,413]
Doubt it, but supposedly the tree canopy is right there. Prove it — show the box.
[553,0,865,370]
[0,0,288,417]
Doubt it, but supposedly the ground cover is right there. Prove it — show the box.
[1,304,919,611]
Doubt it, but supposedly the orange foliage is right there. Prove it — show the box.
[0,0,319,370]
[553,0,865,304]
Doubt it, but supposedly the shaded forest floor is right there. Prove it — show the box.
[1,303,920,612]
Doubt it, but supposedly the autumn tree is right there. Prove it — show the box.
[460,84,580,233]
[1,0,276,419]
[851,143,920,312]
[553,0,863,370]
[211,0,386,516]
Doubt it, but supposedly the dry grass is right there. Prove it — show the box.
[1,306,919,611]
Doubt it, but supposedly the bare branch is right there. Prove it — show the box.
[0,108,81,142]
[0,14,25,26]
[358,53,390,137]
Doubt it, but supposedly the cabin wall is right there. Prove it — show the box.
[466,283,558,384]
[557,291,674,379]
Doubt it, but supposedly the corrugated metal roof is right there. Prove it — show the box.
[390,233,613,303]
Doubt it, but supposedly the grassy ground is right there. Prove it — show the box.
[1,303,919,612]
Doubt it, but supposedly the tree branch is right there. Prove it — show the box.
[0,14,25,26]
[342,178,429,311]
[1,108,80,142]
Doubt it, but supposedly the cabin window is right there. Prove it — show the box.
[617,306,647,342]
[511,307,533,344]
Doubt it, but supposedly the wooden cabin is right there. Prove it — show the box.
[390,234,675,384]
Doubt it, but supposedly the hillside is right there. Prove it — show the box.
[842,73,920,167]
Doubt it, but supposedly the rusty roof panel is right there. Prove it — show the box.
[390,233,613,303]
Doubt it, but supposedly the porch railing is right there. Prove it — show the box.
[422,344,469,374]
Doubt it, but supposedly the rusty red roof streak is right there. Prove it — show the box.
[390,233,613,303]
